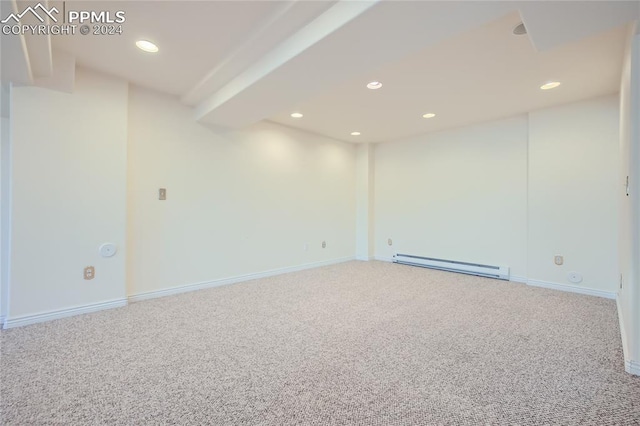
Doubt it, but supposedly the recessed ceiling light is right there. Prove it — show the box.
[422,113,436,119]
[540,81,561,90]
[366,81,382,90]
[136,40,159,53]
[290,112,303,118]
[351,131,361,136]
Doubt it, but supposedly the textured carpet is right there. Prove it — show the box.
[1,261,639,425]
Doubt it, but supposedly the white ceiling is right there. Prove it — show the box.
[4,0,640,143]
[50,1,336,96]
[269,11,628,143]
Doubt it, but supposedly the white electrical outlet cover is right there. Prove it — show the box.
[99,243,117,258]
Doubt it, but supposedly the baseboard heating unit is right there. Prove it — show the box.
[393,253,509,280]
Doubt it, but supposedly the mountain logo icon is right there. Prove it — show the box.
[1,3,59,24]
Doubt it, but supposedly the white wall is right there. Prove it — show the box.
[8,68,128,320]
[618,25,640,374]
[528,95,619,293]
[1,64,624,332]
[375,96,619,295]
[127,86,355,297]
[374,115,529,278]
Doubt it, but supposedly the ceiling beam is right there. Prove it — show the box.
[0,0,33,86]
[181,1,336,106]
[21,1,54,79]
[194,0,382,128]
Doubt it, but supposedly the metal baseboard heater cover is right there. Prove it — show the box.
[393,253,509,280]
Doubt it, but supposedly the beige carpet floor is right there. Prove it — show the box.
[1,261,639,425]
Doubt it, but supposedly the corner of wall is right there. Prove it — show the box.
[616,22,640,374]
[0,84,12,321]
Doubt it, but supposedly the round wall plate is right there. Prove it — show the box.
[99,243,117,258]
[567,271,583,284]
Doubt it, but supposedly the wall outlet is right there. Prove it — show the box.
[322,241,326,249]
[158,188,167,200]
[84,266,95,280]
[388,238,393,246]
[303,243,308,251]
[554,255,563,266]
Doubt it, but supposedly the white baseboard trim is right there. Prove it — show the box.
[626,360,640,376]
[375,258,614,299]
[128,256,356,303]
[355,256,373,261]
[3,298,127,329]
[373,255,393,262]
[527,278,616,300]
[616,295,640,376]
